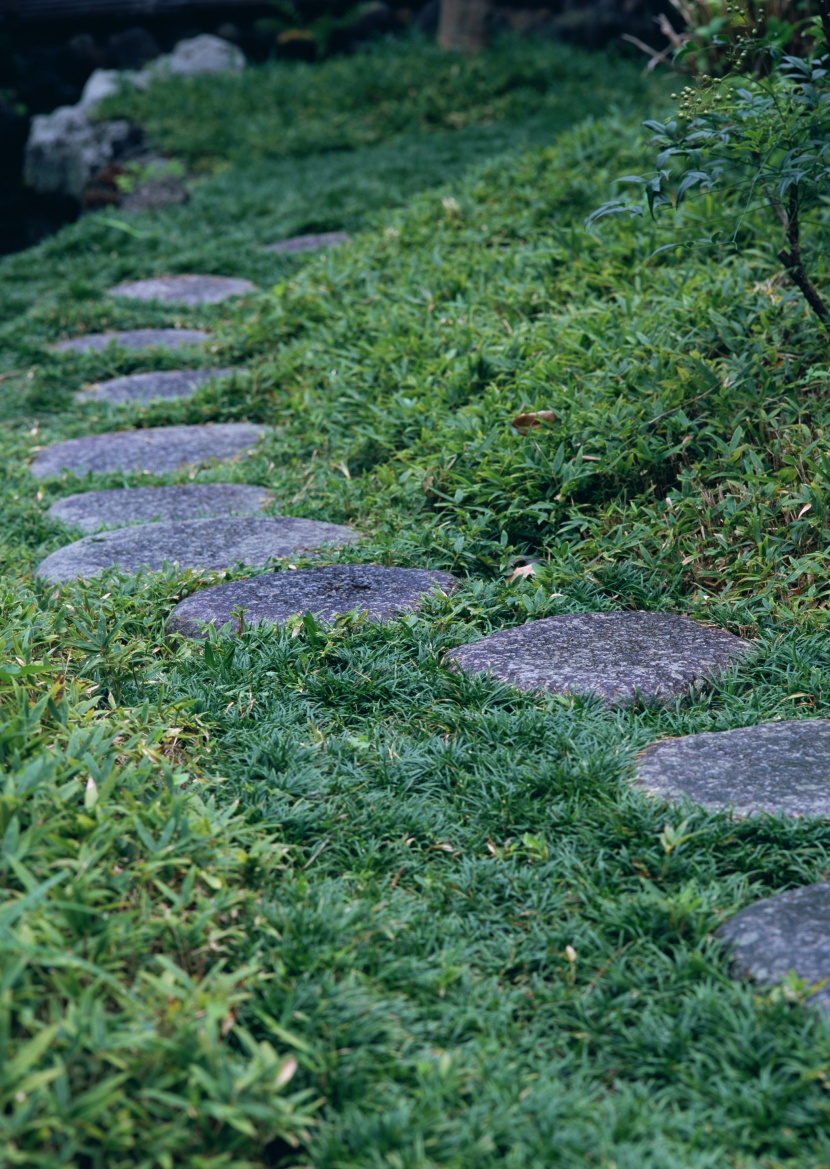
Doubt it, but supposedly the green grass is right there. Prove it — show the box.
[2,33,830,1169]
[96,36,661,168]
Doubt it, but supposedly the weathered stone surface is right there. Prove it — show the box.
[31,423,267,479]
[78,368,236,404]
[49,484,272,533]
[24,106,139,199]
[109,276,256,305]
[168,564,458,637]
[37,515,358,581]
[147,35,246,80]
[79,69,126,110]
[718,883,830,1011]
[54,329,209,354]
[120,172,189,212]
[637,720,830,817]
[265,232,350,254]
[449,611,752,706]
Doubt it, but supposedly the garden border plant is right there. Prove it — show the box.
[591,1,830,328]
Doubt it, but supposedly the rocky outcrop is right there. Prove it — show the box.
[146,33,245,78]
[24,106,140,200]
[22,34,245,202]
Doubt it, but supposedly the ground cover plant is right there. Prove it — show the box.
[2,30,830,1169]
[94,36,659,168]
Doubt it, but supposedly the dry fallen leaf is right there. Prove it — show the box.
[511,410,556,434]
[506,563,538,583]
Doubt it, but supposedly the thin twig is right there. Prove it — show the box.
[646,382,720,426]
[621,33,675,73]
[585,944,630,995]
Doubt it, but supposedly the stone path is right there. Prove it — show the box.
[54,329,210,354]
[717,883,830,1011]
[450,612,752,706]
[266,232,350,254]
[49,484,272,533]
[168,564,459,637]
[31,258,829,1016]
[78,369,236,404]
[109,276,256,306]
[637,720,830,817]
[37,515,358,581]
[31,423,268,478]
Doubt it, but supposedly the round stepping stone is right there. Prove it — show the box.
[53,329,209,355]
[637,720,830,817]
[78,368,236,405]
[265,232,350,254]
[49,484,273,533]
[30,423,267,479]
[717,883,830,1011]
[449,612,752,707]
[109,275,256,305]
[167,564,459,638]
[36,516,359,582]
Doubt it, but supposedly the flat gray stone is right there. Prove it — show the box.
[36,515,359,581]
[49,484,273,533]
[77,368,236,404]
[109,276,256,305]
[31,423,267,479]
[168,564,459,637]
[718,883,830,1011]
[449,612,752,707]
[265,232,350,254]
[637,720,830,817]
[54,329,209,354]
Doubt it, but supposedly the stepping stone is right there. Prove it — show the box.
[109,275,256,305]
[168,564,459,638]
[36,515,359,582]
[637,720,830,817]
[449,612,752,707]
[54,329,209,355]
[49,484,273,533]
[717,883,830,1011]
[265,231,350,255]
[78,368,236,405]
[30,423,267,479]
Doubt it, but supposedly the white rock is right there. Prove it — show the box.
[78,69,123,109]
[24,106,136,199]
[145,34,245,81]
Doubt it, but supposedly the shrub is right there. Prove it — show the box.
[591,11,830,327]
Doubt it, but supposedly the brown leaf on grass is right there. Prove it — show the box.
[506,563,538,583]
[511,410,556,434]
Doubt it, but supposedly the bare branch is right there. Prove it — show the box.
[776,183,830,328]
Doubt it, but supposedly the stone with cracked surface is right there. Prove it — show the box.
[265,232,350,254]
[36,515,358,581]
[30,423,267,479]
[717,883,830,1011]
[168,564,459,637]
[77,368,236,405]
[637,720,830,817]
[53,328,209,354]
[109,276,256,305]
[49,484,273,533]
[449,611,752,707]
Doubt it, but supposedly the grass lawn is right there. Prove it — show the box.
[3,32,830,1169]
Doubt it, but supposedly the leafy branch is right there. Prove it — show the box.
[589,31,830,329]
